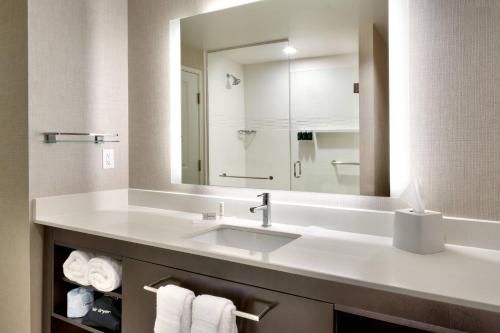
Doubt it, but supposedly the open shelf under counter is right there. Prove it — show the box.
[61,276,122,299]
[51,313,106,333]
[52,244,122,332]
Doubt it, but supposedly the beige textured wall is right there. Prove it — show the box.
[29,0,129,199]
[129,0,200,192]
[409,0,500,220]
[28,1,128,332]
[0,1,30,332]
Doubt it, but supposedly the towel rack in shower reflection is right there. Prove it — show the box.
[143,276,275,322]
[331,160,360,166]
[238,129,257,135]
[219,173,274,180]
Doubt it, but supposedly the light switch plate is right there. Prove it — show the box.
[102,149,115,169]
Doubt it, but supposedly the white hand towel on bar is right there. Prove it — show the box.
[190,295,237,333]
[62,250,94,286]
[86,257,122,292]
[154,285,195,333]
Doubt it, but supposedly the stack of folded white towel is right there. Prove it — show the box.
[63,250,122,292]
[155,286,237,333]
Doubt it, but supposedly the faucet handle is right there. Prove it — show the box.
[257,192,270,201]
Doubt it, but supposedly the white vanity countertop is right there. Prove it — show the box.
[35,205,500,314]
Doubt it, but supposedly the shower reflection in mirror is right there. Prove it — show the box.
[178,0,389,196]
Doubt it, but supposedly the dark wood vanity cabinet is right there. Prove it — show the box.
[121,259,435,333]
[44,228,500,333]
[335,310,432,333]
[122,258,334,333]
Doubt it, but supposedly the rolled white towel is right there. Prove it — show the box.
[63,250,94,286]
[87,257,122,292]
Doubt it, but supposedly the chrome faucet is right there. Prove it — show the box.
[250,193,271,227]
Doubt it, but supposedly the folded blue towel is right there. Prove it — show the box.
[67,287,94,318]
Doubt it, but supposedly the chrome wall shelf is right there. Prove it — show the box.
[312,128,359,133]
[43,132,119,144]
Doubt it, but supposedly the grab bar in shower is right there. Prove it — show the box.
[219,173,273,180]
[143,276,275,322]
[238,129,257,135]
[331,160,360,166]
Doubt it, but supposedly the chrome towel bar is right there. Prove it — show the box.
[331,160,360,166]
[143,276,274,322]
[219,173,273,180]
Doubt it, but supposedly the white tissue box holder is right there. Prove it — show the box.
[392,209,445,255]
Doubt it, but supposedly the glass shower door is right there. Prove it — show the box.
[206,41,291,191]
[290,58,360,194]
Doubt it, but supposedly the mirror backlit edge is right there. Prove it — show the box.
[171,0,391,197]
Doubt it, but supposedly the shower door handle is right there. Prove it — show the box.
[293,161,301,178]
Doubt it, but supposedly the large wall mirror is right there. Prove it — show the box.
[172,0,389,196]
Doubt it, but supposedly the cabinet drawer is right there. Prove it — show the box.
[122,258,333,333]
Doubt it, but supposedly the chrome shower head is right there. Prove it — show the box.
[226,73,241,86]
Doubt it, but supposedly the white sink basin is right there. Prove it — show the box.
[189,226,300,253]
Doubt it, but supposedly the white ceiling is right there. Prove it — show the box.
[214,41,290,64]
[181,0,388,61]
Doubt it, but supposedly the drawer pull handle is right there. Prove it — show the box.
[143,276,275,322]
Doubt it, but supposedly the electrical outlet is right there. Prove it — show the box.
[102,149,115,169]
